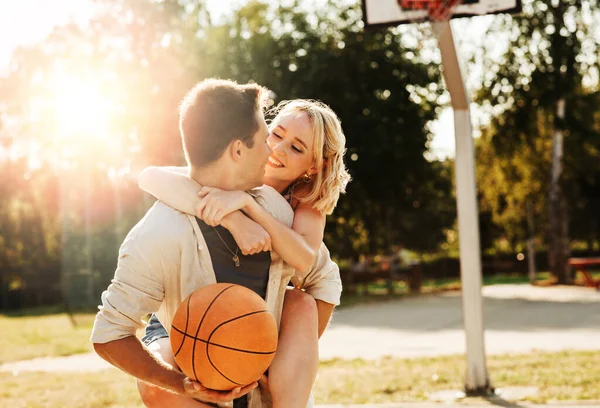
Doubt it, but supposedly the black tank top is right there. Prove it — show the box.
[196,218,271,299]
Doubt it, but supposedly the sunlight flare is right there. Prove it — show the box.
[51,76,114,138]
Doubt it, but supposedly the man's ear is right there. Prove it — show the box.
[229,139,244,162]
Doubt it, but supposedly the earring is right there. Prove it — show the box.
[302,173,312,183]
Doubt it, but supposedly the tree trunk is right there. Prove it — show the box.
[85,163,95,306]
[526,200,536,284]
[548,98,570,284]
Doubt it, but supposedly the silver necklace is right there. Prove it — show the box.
[213,228,240,267]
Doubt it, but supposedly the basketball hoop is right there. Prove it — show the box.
[397,0,464,22]
[363,0,520,27]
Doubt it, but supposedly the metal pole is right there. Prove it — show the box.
[433,21,492,395]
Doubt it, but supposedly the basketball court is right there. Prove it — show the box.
[320,284,600,360]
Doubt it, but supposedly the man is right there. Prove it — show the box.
[91,79,337,408]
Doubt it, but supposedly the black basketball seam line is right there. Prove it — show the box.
[205,342,244,387]
[205,309,276,386]
[173,295,192,358]
[171,325,277,355]
[191,284,236,383]
[210,310,272,331]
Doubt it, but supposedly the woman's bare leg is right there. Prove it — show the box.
[268,288,319,408]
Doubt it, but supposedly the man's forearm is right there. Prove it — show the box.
[94,336,186,395]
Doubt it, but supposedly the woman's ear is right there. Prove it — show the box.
[309,159,326,175]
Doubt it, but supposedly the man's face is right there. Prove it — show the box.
[238,110,271,189]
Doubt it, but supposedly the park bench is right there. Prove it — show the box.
[568,257,600,290]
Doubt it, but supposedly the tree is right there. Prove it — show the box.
[476,0,599,282]
[0,0,458,308]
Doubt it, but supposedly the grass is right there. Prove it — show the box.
[1,350,600,407]
[315,350,600,404]
[0,311,97,363]
[0,369,142,408]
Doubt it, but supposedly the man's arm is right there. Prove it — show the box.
[94,337,188,393]
[94,337,256,401]
[91,208,255,403]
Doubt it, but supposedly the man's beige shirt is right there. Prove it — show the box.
[91,185,341,408]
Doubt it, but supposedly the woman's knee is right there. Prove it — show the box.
[282,289,318,323]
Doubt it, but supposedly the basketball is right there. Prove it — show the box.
[170,283,278,390]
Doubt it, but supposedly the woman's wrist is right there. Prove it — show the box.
[220,211,244,231]
[193,197,203,218]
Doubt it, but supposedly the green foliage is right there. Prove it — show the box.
[475,0,600,254]
[0,158,62,308]
[1,0,457,310]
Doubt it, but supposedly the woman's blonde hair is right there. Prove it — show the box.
[268,99,351,215]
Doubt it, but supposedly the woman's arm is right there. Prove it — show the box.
[138,167,271,255]
[138,166,198,215]
[194,186,325,272]
[196,187,324,272]
[243,199,325,273]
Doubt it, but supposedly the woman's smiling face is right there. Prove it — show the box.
[263,110,317,192]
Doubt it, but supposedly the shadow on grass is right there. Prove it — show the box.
[486,396,529,408]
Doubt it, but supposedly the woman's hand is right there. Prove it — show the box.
[223,214,272,255]
[195,187,251,226]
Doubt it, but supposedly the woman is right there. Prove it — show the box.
[138,99,350,408]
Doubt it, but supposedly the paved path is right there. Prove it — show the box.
[2,284,599,374]
[319,284,600,360]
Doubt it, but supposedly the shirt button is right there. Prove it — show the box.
[198,243,204,251]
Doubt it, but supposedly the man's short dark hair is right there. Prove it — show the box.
[179,79,267,168]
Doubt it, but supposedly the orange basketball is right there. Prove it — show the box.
[170,283,278,390]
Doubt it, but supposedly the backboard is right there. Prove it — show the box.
[362,0,521,28]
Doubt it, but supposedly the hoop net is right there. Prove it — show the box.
[397,0,465,22]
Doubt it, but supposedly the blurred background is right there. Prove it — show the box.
[0,0,598,312]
